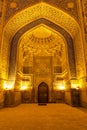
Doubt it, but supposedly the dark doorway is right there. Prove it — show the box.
[38,82,49,103]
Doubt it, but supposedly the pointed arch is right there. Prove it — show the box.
[1,2,84,80]
[9,18,76,79]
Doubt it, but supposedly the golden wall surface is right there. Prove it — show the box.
[0,0,87,107]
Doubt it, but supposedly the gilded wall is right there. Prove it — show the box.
[1,1,86,82]
[5,0,78,22]
[0,0,3,41]
[0,0,87,105]
[81,0,87,42]
[0,0,3,23]
[81,0,87,74]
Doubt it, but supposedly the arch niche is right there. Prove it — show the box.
[1,3,85,83]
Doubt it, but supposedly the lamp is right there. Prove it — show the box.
[59,85,65,90]
[4,81,14,90]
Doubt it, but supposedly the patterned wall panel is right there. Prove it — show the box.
[34,56,52,75]
[81,0,87,42]
[1,3,85,80]
[44,0,78,20]
[0,0,3,24]
[5,0,79,22]
[81,0,87,77]
[9,19,76,79]
[54,66,62,73]
[0,0,3,41]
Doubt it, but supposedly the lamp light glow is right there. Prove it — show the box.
[71,83,80,89]
[59,85,65,90]
[4,81,14,90]
[21,85,28,91]
[53,81,65,91]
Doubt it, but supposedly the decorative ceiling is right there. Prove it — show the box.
[18,25,66,63]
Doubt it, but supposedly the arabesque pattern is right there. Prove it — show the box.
[5,0,78,22]
[1,3,86,80]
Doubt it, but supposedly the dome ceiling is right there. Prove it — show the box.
[18,25,66,62]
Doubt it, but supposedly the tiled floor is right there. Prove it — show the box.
[0,103,87,130]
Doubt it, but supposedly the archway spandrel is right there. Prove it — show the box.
[4,3,79,41]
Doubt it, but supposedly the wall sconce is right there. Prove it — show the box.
[59,85,65,90]
[53,83,65,91]
[76,86,80,90]
[71,83,80,90]
[4,81,14,90]
[21,80,32,91]
[21,85,28,91]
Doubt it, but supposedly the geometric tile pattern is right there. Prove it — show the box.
[5,0,79,22]
[1,3,86,81]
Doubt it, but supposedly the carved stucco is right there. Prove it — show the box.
[4,3,79,39]
[34,56,52,75]
[82,0,87,35]
[9,18,76,80]
[5,0,78,22]
[17,27,66,89]
[0,0,3,78]
[81,0,87,70]
[0,0,3,24]
[1,3,86,81]
[0,0,3,45]
[74,31,86,78]
[19,25,65,58]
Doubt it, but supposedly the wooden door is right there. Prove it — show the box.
[38,82,48,103]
